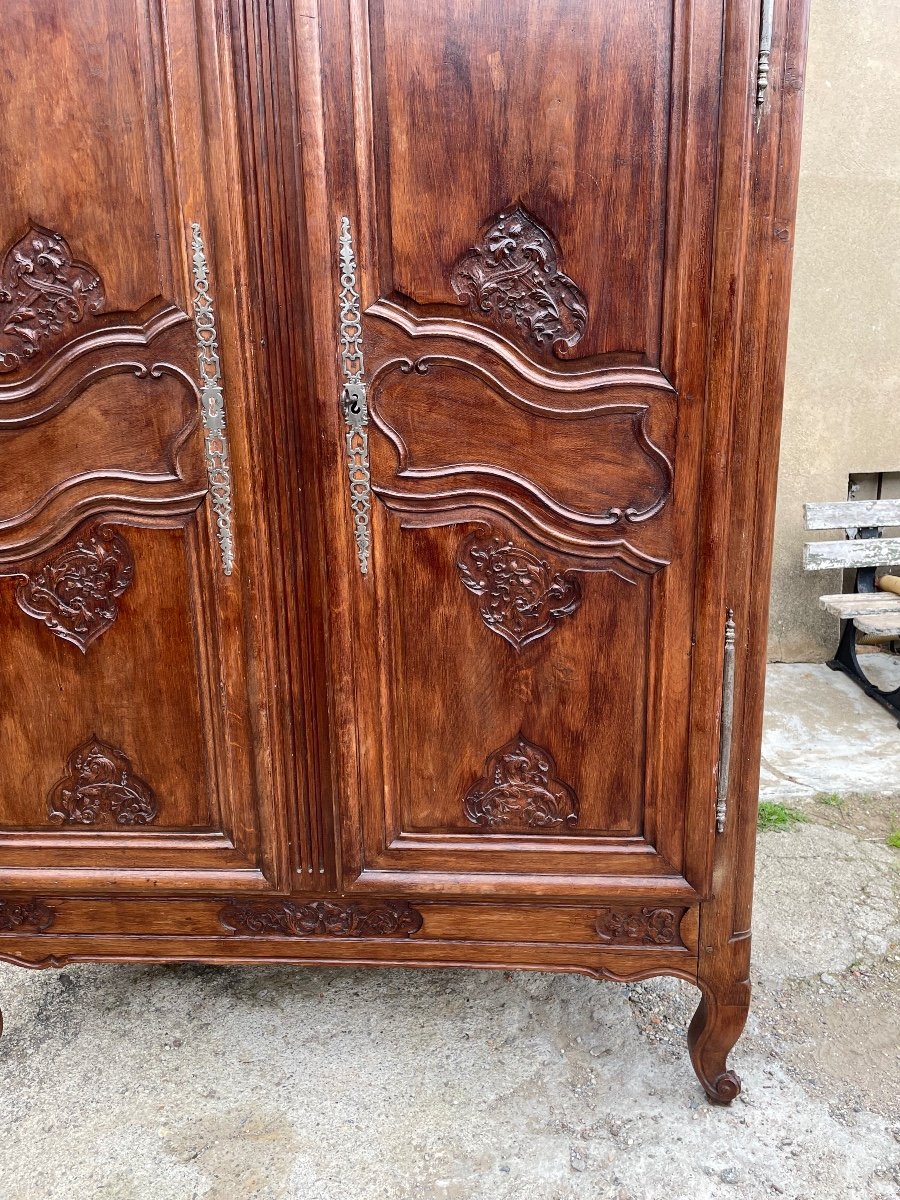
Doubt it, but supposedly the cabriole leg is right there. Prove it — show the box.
[688,978,750,1103]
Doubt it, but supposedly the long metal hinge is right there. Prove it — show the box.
[337,216,371,575]
[716,609,737,834]
[756,0,775,116]
[190,222,234,575]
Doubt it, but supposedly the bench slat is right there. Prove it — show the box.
[853,612,900,637]
[818,594,900,618]
[804,537,900,570]
[804,500,900,531]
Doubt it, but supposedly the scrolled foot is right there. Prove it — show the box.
[704,1067,741,1104]
[688,988,748,1105]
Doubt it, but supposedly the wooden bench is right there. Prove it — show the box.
[804,499,900,722]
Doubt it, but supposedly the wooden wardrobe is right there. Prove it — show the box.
[0,0,810,1102]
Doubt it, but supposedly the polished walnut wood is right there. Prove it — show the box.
[0,0,811,1102]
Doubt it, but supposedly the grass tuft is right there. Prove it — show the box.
[757,801,807,832]
[887,829,900,850]
[815,792,845,808]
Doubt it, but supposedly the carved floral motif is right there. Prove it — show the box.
[15,524,134,652]
[595,907,680,946]
[220,899,423,938]
[464,734,579,830]
[48,736,158,826]
[457,530,581,649]
[0,898,55,933]
[450,206,588,356]
[0,224,105,372]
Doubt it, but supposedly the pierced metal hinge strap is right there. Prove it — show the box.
[337,216,371,575]
[716,609,737,834]
[190,222,234,576]
[756,0,775,111]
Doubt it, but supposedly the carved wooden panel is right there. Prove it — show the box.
[463,734,579,831]
[0,527,214,839]
[14,522,133,651]
[595,907,685,947]
[368,354,674,559]
[303,0,727,895]
[450,207,588,357]
[0,4,167,316]
[0,0,281,893]
[48,735,159,827]
[364,0,677,362]
[457,529,581,649]
[220,900,423,938]
[0,306,205,567]
[373,525,649,845]
[0,898,55,933]
[0,225,105,373]
[0,1,209,562]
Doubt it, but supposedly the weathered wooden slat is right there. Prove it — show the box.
[818,594,900,618]
[853,612,900,637]
[804,500,900,530]
[803,538,900,570]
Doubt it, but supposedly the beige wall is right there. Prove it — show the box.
[769,0,900,661]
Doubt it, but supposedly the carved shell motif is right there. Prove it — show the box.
[0,224,105,373]
[450,205,588,356]
[15,524,134,652]
[48,735,158,827]
[457,530,581,649]
[464,734,579,830]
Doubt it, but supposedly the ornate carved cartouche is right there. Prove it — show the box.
[0,224,105,372]
[220,899,424,938]
[48,735,159,826]
[450,205,588,356]
[15,524,134,652]
[463,733,579,830]
[457,530,582,649]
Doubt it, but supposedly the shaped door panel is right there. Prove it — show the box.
[294,0,736,901]
[0,0,282,892]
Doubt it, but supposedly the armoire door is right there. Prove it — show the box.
[0,0,282,894]
[297,0,740,899]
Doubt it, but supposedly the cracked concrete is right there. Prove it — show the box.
[0,664,898,1200]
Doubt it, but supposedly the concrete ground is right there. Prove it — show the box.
[1,665,898,1200]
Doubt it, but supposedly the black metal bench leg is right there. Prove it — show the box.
[828,619,900,726]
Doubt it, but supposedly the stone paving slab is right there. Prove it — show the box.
[760,661,900,801]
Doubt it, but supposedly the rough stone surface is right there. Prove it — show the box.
[754,821,900,979]
[1,670,898,1200]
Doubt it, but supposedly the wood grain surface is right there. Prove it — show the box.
[0,0,812,1103]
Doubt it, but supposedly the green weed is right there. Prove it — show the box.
[815,792,845,808]
[757,801,807,832]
